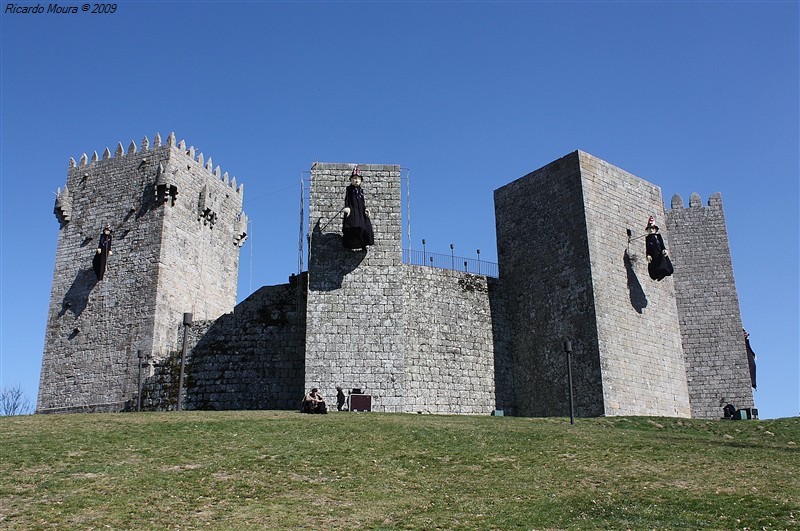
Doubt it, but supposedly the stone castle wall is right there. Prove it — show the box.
[402,267,504,415]
[302,164,510,415]
[139,265,507,415]
[666,193,753,419]
[140,277,306,411]
[578,152,691,417]
[38,137,752,420]
[40,139,171,412]
[304,164,405,412]
[149,135,245,350]
[494,151,692,418]
[494,152,604,417]
[38,133,245,413]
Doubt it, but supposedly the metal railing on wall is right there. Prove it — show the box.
[403,248,499,278]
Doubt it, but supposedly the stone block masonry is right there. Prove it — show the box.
[38,135,752,420]
[403,267,507,415]
[666,193,753,419]
[38,133,246,413]
[494,151,692,418]
[303,164,508,414]
[495,152,605,417]
[578,152,690,417]
[139,276,307,411]
[305,164,405,412]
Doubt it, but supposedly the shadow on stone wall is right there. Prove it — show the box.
[134,182,156,220]
[489,278,515,414]
[624,250,648,314]
[189,280,307,410]
[308,219,366,291]
[60,268,98,317]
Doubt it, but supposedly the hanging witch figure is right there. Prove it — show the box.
[644,216,673,281]
[743,328,757,389]
[93,223,113,281]
[342,166,374,250]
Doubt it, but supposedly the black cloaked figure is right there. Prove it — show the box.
[342,167,374,250]
[644,216,673,281]
[336,386,346,411]
[744,328,757,389]
[723,403,737,419]
[92,224,113,281]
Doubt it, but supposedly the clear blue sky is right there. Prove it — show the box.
[1,1,797,418]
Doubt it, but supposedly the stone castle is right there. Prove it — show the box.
[38,134,755,419]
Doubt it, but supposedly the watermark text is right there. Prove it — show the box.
[5,3,118,15]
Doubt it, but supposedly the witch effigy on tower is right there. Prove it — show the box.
[744,328,757,389]
[92,224,113,281]
[644,215,673,281]
[342,166,374,250]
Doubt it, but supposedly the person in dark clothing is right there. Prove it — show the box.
[301,388,327,414]
[342,167,374,250]
[644,216,673,281]
[744,328,757,389]
[92,224,113,280]
[336,386,347,411]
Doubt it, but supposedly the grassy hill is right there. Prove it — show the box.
[1,411,797,529]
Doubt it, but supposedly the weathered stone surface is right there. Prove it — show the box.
[578,152,691,417]
[38,141,752,421]
[403,268,499,414]
[666,193,753,419]
[140,276,307,411]
[305,164,406,412]
[495,151,691,418]
[38,136,245,412]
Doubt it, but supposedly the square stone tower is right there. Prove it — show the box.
[38,133,247,412]
[495,151,692,418]
[666,192,754,419]
[304,163,404,412]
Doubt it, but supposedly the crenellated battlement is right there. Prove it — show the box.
[53,185,72,226]
[669,192,723,210]
[57,132,247,248]
[66,132,243,194]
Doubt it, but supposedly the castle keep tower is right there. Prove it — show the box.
[303,163,504,414]
[666,193,754,418]
[304,164,405,412]
[495,151,692,418]
[38,133,247,413]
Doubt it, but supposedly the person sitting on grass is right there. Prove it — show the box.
[301,388,327,414]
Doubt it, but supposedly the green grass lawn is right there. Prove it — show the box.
[1,411,797,529]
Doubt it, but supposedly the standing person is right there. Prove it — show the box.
[336,386,347,411]
[644,216,673,281]
[342,166,374,250]
[302,388,327,414]
[93,224,113,280]
[744,328,757,389]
